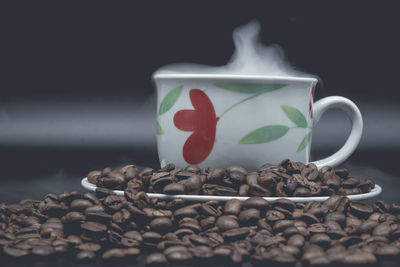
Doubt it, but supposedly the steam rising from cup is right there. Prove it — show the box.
[155,21,316,78]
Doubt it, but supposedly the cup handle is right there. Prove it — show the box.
[310,96,363,169]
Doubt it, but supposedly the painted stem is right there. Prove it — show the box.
[218,94,259,119]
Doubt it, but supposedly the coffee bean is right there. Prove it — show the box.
[200,216,216,230]
[239,208,260,225]
[228,171,246,186]
[62,211,86,223]
[145,252,167,266]
[223,227,250,242]
[266,210,285,222]
[373,223,392,237]
[375,245,400,258]
[166,249,193,263]
[224,199,242,215]
[216,216,239,231]
[32,245,56,257]
[104,195,124,211]
[294,187,312,197]
[102,248,125,260]
[163,183,185,194]
[249,184,272,197]
[359,220,379,233]
[143,232,163,244]
[349,201,374,218]
[190,245,214,259]
[207,168,225,182]
[77,242,101,252]
[273,220,294,232]
[342,251,377,264]
[310,233,331,247]
[215,185,238,196]
[3,245,30,257]
[76,250,96,262]
[66,235,82,245]
[80,221,107,237]
[149,217,173,233]
[182,175,202,194]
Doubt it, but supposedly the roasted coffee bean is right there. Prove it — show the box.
[3,245,30,257]
[112,209,131,223]
[294,187,312,197]
[145,252,167,266]
[249,184,272,196]
[166,249,193,263]
[373,223,392,237]
[86,211,112,223]
[310,233,331,247]
[216,216,239,231]
[163,183,185,194]
[76,250,96,262]
[182,175,202,194]
[149,217,173,233]
[266,210,285,222]
[103,195,124,211]
[77,242,101,252]
[239,208,260,225]
[215,185,238,196]
[288,234,305,247]
[224,199,242,215]
[143,232,163,244]
[80,221,107,237]
[190,245,214,259]
[174,206,198,219]
[342,251,377,264]
[200,216,216,230]
[349,201,374,218]
[201,203,220,217]
[223,227,250,242]
[243,196,269,211]
[102,248,125,260]
[62,211,85,223]
[228,171,246,186]
[32,245,56,257]
[87,170,102,184]
[207,168,225,182]
[66,235,82,245]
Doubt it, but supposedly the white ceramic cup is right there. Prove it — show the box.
[153,74,363,170]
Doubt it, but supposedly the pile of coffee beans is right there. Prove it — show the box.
[1,187,400,266]
[88,159,375,197]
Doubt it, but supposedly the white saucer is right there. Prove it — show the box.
[81,177,382,203]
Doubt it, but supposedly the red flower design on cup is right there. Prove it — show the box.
[174,89,219,164]
[309,86,315,118]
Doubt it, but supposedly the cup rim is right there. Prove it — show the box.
[153,73,318,83]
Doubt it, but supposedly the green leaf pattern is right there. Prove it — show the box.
[281,104,308,128]
[239,104,312,152]
[239,125,290,144]
[297,132,312,152]
[158,85,183,115]
[156,121,164,135]
[214,83,287,94]
[157,85,183,135]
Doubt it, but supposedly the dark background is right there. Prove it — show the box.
[0,1,399,203]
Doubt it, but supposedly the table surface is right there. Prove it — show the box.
[1,147,399,266]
